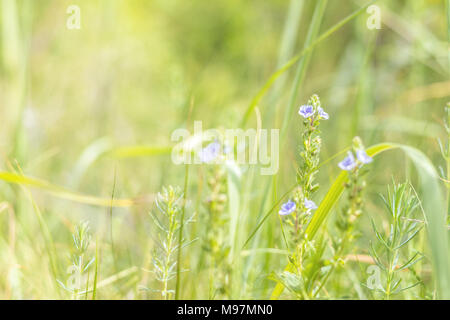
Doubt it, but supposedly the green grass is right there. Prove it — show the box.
[0,0,449,300]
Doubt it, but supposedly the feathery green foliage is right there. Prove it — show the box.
[368,181,424,299]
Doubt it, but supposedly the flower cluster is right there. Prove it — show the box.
[279,198,318,216]
[280,94,329,244]
[338,149,372,171]
[298,104,329,120]
[198,141,222,163]
[335,137,372,246]
[294,137,374,298]
[279,200,296,216]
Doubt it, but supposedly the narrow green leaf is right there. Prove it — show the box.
[0,171,136,207]
[241,0,378,126]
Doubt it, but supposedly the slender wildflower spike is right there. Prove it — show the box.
[275,93,330,298]
[279,200,296,216]
[304,199,318,211]
[273,94,333,299]
[202,164,230,298]
[289,94,328,243]
[338,151,357,171]
[317,137,374,299]
[298,104,315,118]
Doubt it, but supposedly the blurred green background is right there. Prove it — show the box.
[0,0,449,299]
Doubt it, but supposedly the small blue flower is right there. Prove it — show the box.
[279,200,296,216]
[304,198,318,210]
[318,107,329,120]
[198,141,221,163]
[338,152,357,171]
[298,104,315,118]
[356,149,373,164]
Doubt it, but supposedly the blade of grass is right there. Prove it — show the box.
[79,266,138,294]
[109,168,118,272]
[0,171,136,207]
[447,0,450,71]
[241,0,378,127]
[446,0,450,226]
[175,163,189,300]
[71,137,112,188]
[399,145,449,299]
[265,0,305,123]
[17,169,61,298]
[280,0,328,141]
[350,31,377,139]
[110,146,172,158]
[227,160,242,298]
[92,237,99,300]
[243,186,296,250]
[1,0,21,70]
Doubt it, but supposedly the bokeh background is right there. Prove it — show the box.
[0,0,449,299]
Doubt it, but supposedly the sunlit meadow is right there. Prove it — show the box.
[0,0,449,300]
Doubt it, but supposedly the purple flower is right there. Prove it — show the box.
[304,199,318,210]
[356,149,373,164]
[318,107,329,120]
[298,105,315,118]
[198,142,221,163]
[338,152,357,171]
[279,200,296,216]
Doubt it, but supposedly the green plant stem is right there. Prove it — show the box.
[280,0,327,142]
[265,0,304,124]
[109,168,118,273]
[446,0,450,72]
[92,238,99,300]
[175,164,189,300]
[446,0,450,222]
[241,0,378,127]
